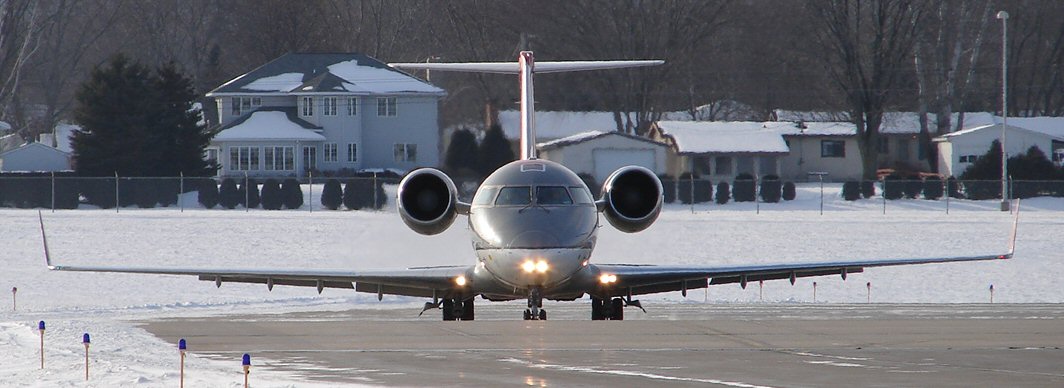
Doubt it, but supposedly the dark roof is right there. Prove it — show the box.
[218,107,321,131]
[207,52,443,96]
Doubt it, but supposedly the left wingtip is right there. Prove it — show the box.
[38,210,54,269]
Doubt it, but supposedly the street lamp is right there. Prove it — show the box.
[998,10,1010,212]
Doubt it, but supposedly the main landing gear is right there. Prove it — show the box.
[523,287,547,320]
[440,298,474,321]
[590,297,625,320]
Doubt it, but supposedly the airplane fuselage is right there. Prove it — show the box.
[467,159,599,299]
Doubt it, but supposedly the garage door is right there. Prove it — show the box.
[593,148,656,183]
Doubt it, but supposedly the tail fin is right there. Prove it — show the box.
[391,52,663,160]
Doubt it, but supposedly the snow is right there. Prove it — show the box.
[213,111,326,141]
[499,111,622,140]
[536,130,606,148]
[1,183,1062,385]
[243,72,305,92]
[326,60,444,94]
[654,121,790,153]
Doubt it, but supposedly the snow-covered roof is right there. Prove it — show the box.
[208,53,445,96]
[0,133,24,153]
[498,111,625,140]
[653,121,789,154]
[934,123,1064,142]
[213,110,326,142]
[536,130,666,150]
[0,121,10,132]
[1004,117,1064,139]
[772,110,1000,134]
[0,141,70,158]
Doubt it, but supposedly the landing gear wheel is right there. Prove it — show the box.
[610,298,625,321]
[461,298,475,321]
[442,299,456,321]
[523,309,532,320]
[538,309,547,320]
[591,297,605,320]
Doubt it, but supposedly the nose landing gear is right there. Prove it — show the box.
[523,287,547,320]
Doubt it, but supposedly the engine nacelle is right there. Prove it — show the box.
[397,168,459,235]
[599,166,663,233]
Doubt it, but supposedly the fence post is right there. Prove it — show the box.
[180,172,184,213]
[373,172,379,211]
[308,170,313,213]
[945,179,950,214]
[50,172,55,212]
[115,172,120,213]
[244,171,249,213]
[881,178,887,215]
[755,176,760,215]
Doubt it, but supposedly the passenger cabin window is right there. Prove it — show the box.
[473,186,500,206]
[495,186,531,206]
[537,186,573,205]
[569,186,594,204]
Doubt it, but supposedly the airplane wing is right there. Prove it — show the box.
[38,212,470,298]
[593,203,1020,297]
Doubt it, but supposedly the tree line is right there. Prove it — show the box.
[3,1,1064,179]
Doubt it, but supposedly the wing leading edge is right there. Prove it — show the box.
[39,212,470,298]
[592,201,1020,297]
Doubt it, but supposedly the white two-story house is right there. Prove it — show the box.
[205,53,446,177]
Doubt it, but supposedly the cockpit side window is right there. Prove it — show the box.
[569,186,594,204]
[472,186,500,206]
[495,186,531,206]
[536,186,573,205]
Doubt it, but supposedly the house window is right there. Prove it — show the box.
[347,97,358,115]
[959,155,979,163]
[324,143,338,162]
[821,140,845,158]
[301,96,315,116]
[231,97,241,116]
[303,146,317,171]
[323,97,337,116]
[230,146,259,171]
[714,156,732,175]
[264,146,294,171]
[347,143,357,162]
[377,97,397,117]
[205,148,219,164]
[394,143,417,162]
[230,97,261,116]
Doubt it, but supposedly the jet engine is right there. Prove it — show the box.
[599,166,663,233]
[397,168,460,235]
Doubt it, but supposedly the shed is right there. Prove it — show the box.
[0,142,72,172]
[537,131,668,185]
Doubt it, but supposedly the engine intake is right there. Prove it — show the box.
[600,166,663,233]
[397,168,459,235]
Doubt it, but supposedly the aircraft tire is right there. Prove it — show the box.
[523,309,532,320]
[591,297,604,320]
[611,298,624,321]
[462,298,475,320]
[539,309,547,320]
[442,299,456,321]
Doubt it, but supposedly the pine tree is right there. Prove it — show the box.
[445,128,479,175]
[321,179,342,210]
[478,124,515,175]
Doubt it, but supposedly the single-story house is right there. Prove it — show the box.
[648,121,789,181]
[205,52,446,178]
[934,123,1064,177]
[770,121,863,182]
[536,131,669,184]
[0,142,72,172]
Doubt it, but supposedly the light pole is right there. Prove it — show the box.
[998,10,1010,212]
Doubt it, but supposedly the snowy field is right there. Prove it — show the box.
[1,183,1062,386]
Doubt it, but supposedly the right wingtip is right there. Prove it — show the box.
[38,210,55,269]
[1007,199,1020,256]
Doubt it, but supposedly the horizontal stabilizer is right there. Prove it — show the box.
[389,60,664,74]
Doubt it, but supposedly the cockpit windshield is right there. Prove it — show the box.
[536,186,573,205]
[472,186,500,206]
[495,186,531,206]
[569,186,594,204]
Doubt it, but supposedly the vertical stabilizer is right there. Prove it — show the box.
[518,51,536,159]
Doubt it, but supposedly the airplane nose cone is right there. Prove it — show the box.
[508,230,560,248]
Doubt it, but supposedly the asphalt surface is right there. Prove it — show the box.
[141,303,1064,387]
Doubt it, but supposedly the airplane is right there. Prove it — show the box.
[40,51,1020,321]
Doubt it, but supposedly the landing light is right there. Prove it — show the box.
[599,274,617,284]
[455,275,467,287]
[534,260,549,273]
[522,260,550,273]
[521,261,536,273]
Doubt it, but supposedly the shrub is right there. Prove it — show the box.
[842,181,861,201]
[860,181,876,198]
[321,179,343,210]
[80,178,116,209]
[923,176,944,200]
[732,173,756,202]
[133,180,158,208]
[903,176,922,199]
[759,175,782,203]
[782,182,796,201]
[260,179,283,210]
[218,178,240,209]
[281,178,304,209]
[240,178,260,209]
[883,175,904,200]
[947,177,962,199]
[677,173,711,204]
[715,182,730,204]
[197,179,219,209]
[963,180,999,200]
[343,178,386,210]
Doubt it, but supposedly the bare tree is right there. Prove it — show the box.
[808,0,925,179]
[0,0,47,133]
[1002,1,1064,117]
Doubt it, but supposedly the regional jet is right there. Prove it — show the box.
[40,51,1019,320]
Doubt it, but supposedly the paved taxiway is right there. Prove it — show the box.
[141,303,1064,387]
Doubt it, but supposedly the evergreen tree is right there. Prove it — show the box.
[198,179,219,209]
[321,179,343,210]
[445,128,479,175]
[72,55,213,177]
[282,178,304,209]
[478,124,515,175]
[218,178,240,209]
[240,178,261,209]
[261,179,283,210]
